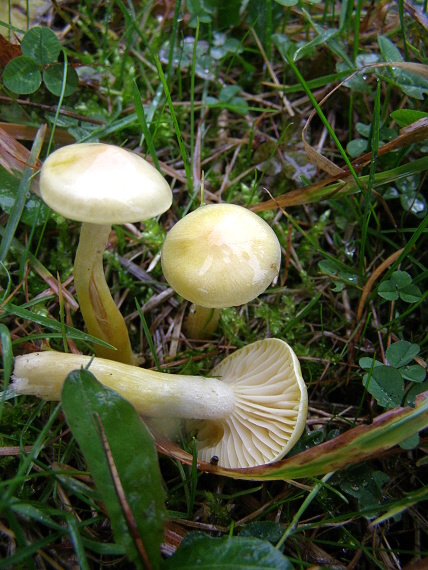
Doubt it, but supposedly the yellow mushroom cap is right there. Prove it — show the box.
[191,338,308,468]
[40,143,172,224]
[161,203,281,308]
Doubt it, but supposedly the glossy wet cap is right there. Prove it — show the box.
[40,143,172,224]
[161,203,281,308]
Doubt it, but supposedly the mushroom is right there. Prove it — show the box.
[12,338,308,468]
[40,143,172,364]
[161,203,281,338]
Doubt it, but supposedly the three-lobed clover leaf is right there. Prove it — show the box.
[378,270,422,303]
[318,259,358,292]
[3,26,78,97]
[360,341,426,410]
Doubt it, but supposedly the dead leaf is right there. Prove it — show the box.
[0,126,42,194]
[0,34,21,67]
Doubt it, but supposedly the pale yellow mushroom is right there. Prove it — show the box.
[161,203,281,338]
[40,143,172,364]
[12,338,307,469]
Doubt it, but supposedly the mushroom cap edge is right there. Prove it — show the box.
[40,143,172,224]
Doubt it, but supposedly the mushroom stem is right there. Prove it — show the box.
[12,352,235,420]
[184,305,221,339]
[74,223,134,364]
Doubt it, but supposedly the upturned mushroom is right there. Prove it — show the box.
[40,143,172,364]
[12,338,307,469]
[161,203,281,338]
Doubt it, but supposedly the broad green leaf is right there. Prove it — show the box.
[355,122,371,137]
[21,26,60,65]
[62,369,167,570]
[162,534,294,569]
[336,465,389,516]
[399,284,422,303]
[378,280,399,301]
[386,341,420,368]
[390,109,428,128]
[336,61,371,93]
[390,270,412,288]
[227,97,249,115]
[3,56,42,94]
[364,366,404,408]
[378,35,404,63]
[378,37,428,99]
[43,63,79,96]
[378,272,422,303]
[395,73,428,101]
[405,382,428,407]
[318,259,339,275]
[186,0,215,25]
[396,174,420,193]
[219,85,242,102]
[400,191,427,218]
[211,34,242,60]
[400,364,426,383]
[347,138,368,158]
[359,357,382,371]
[399,433,420,450]
[338,271,358,285]
[239,521,282,543]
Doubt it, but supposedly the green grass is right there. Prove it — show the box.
[1,0,427,568]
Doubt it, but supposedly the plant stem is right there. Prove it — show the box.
[74,223,134,364]
[12,352,236,420]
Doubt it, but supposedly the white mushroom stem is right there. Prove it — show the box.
[74,223,134,365]
[12,352,235,419]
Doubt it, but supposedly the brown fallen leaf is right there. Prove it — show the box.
[0,125,42,194]
[0,34,21,67]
